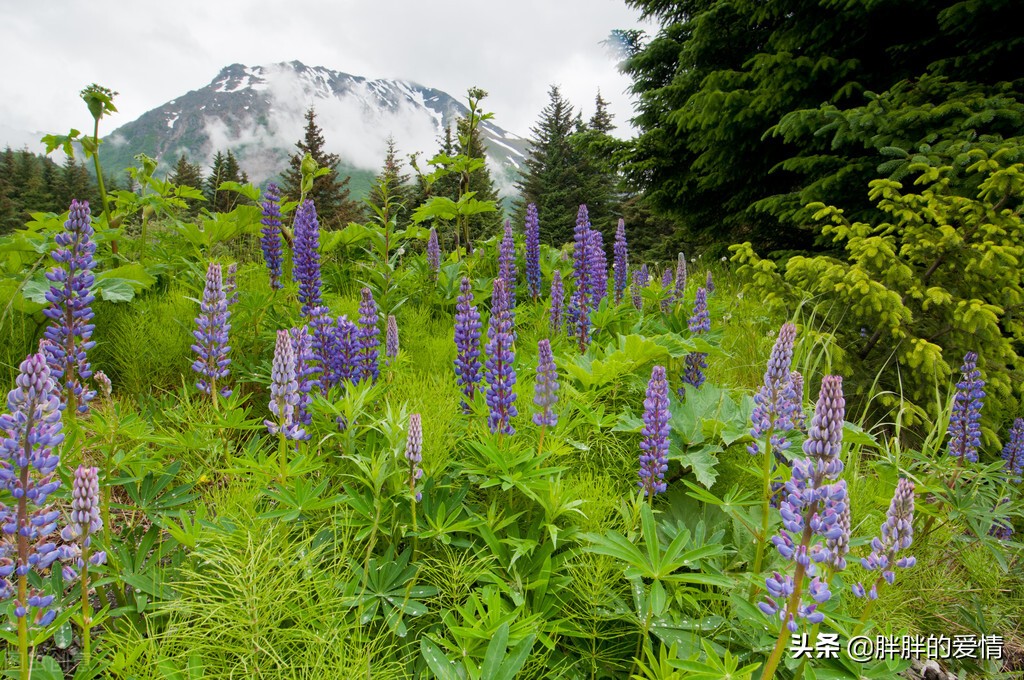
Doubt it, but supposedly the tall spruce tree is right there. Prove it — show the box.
[168,154,205,216]
[205,150,245,212]
[368,135,415,229]
[280,106,364,228]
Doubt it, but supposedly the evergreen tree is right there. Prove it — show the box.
[205,150,245,212]
[456,115,503,241]
[280,106,364,228]
[168,154,205,216]
[368,136,415,229]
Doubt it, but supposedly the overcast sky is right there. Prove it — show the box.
[0,0,650,151]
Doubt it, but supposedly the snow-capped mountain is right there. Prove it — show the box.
[100,61,529,196]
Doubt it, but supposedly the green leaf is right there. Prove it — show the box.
[421,638,461,680]
[671,444,721,488]
[93,278,136,302]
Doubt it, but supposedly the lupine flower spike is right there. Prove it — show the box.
[293,199,323,316]
[484,278,518,435]
[288,326,315,433]
[853,478,916,603]
[386,315,399,359]
[406,414,424,502]
[674,253,687,299]
[631,267,644,311]
[613,219,628,304]
[0,352,69,665]
[758,376,848,679]
[549,270,564,333]
[587,228,607,309]
[260,183,284,289]
[639,365,671,499]
[265,330,305,442]
[705,270,714,294]
[1002,418,1024,483]
[525,204,541,301]
[61,465,105,662]
[947,351,984,464]
[427,227,441,277]
[454,277,483,412]
[499,219,517,309]
[533,339,559,434]
[572,205,592,307]
[356,287,381,383]
[681,287,710,394]
[191,262,232,406]
[43,199,97,413]
[660,268,674,313]
[93,371,112,403]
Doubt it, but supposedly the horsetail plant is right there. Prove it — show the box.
[0,352,69,677]
[759,375,848,680]
[525,203,541,301]
[62,465,105,664]
[260,182,284,289]
[485,278,517,436]
[43,198,97,414]
[191,262,231,408]
[639,365,671,500]
[454,277,483,412]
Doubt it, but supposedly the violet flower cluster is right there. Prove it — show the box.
[639,365,671,498]
[455,278,483,411]
[631,267,645,311]
[674,253,687,299]
[660,268,674,313]
[0,352,68,626]
[853,478,916,600]
[225,263,239,307]
[288,326,315,432]
[572,289,590,353]
[427,227,441,276]
[293,199,323,316]
[532,339,559,428]
[613,219,628,304]
[748,323,799,457]
[43,198,97,413]
[260,183,284,289]
[386,315,399,359]
[572,205,592,309]
[484,278,518,435]
[499,219,517,309]
[265,330,305,441]
[588,228,608,309]
[947,351,985,463]
[356,288,381,383]
[61,464,105,580]
[681,287,710,392]
[406,414,424,502]
[1002,418,1024,482]
[93,371,112,403]
[705,270,714,294]
[525,204,541,301]
[759,375,848,631]
[550,270,564,333]
[191,263,232,398]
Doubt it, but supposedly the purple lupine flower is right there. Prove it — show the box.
[60,465,106,577]
[660,268,674,313]
[853,478,915,599]
[93,371,112,403]
[309,306,336,389]
[525,204,541,301]
[748,323,799,457]
[825,502,850,571]
[42,199,97,413]
[289,325,315,432]
[386,315,399,359]
[705,270,715,294]
[572,205,592,305]
[0,352,68,626]
[681,287,710,393]
[484,278,518,435]
[639,365,671,498]
[613,219,628,305]
[191,263,231,398]
[990,498,1014,540]
[789,371,806,431]
[333,316,360,384]
[260,183,284,289]
[224,263,239,307]
[532,339,559,427]
[631,267,644,311]
[588,228,608,309]
[549,270,564,333]
[947,351,985,464]
[406,413,424,502]
[572,288,590,353]
[499,219,517,310]
[355,288,380,383]
[759,376,847,629]
[674,253,687,299]
[427,227,441,276]
[293,199,323,317]
[639,264,649,289]
[265,330,305,441]
[1002,418,1024,482]
[454,277,483,410]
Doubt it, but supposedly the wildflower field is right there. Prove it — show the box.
[1,87,1023,680]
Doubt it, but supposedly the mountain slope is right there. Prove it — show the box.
[100,61,529,198]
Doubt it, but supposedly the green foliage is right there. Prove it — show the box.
[732,153,1024,428]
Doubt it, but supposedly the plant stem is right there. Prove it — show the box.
[81,544,92,663]
[537,426,546,456]
[278,432,288,481]
[90,118,116,256]
[750,435,775,595]
[17,418,32,680]
[851,577,884,637]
